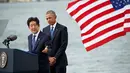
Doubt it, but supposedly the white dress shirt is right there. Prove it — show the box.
[32,30,40,41]
[50,22,57,31]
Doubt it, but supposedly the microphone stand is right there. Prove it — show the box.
[2,40,10,49]
[6,41,10,49]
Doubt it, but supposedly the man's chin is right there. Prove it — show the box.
[49,23,54,25]
[32,31,38,34]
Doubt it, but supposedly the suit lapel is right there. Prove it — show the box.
[34,31,42,50]
[52,23,59,41]
[29,35,32,51]
[47,26,50,34]
[53,28,58,40]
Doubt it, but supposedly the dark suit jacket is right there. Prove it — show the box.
[43,23,68,67]
[28,31,50,73]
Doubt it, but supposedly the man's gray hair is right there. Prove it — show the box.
[46,10,57,17]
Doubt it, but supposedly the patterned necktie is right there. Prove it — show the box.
[32,35,36,50]
[50,26,54,40]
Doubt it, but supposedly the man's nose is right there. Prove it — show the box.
[32,26,36,29]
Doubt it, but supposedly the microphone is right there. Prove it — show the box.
[2,35,17,48]
[7,35,17,41]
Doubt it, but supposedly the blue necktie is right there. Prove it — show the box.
[32,35,36,50]
[50,27,54,40]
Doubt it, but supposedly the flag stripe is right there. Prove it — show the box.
[78,4,113,26]
[67,1,85,14]
[81,13,124,35]
[80,8,114,31]
[82,22,124,43]
[125,9,130,14]
[81,17,124,40]
[72,0,107,19]
[125,15,130,19]
[85,32,125,51]
[69,0,96,16]
[124,23,130,27]
[81,9,124,34]
[75,1,110,22]
[80,8,115,36]
[125,18,130,22]
[124,4,130,32]
[66,0,79,10]
[83,27,125,48]
[124,28,130,32]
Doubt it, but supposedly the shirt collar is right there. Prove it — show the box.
[50,22,57,30]
[33,30,40,37]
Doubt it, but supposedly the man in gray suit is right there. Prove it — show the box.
[43,10,68,73]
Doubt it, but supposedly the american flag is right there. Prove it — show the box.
[124,0,130,32]
[66,0,130,51]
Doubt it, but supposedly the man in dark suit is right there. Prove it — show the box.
[43,10,68,73]
[27,17,50,73]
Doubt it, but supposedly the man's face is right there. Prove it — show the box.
[46,13,56,25]
[28,21,40,34]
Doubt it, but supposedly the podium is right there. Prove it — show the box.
[0,48,38,73]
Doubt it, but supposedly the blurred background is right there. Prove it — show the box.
[0,0,130,73]
[0,0,71,3]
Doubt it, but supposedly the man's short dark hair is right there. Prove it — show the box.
[27,17,40,27]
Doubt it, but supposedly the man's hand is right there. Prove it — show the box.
[49,57,56,66]
[42,46,48,53]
